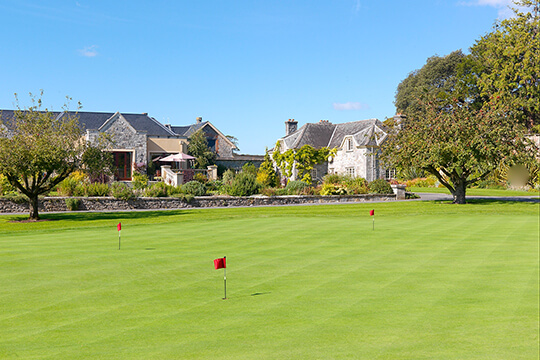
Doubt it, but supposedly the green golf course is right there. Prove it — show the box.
[1,200,538,359]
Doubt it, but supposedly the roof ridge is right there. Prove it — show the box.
[292,124,308,148]
[146,115,177,136]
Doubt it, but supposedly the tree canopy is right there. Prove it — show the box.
[0,93,86,219]
[187,129,216,169]
[382,96,532,203]
[470,0,540,131]
[394,50,475,114]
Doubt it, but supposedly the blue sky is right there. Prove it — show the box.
[0,0,518,154]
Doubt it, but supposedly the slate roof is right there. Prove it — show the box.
[170,121,208,137]
[0,110,180,137]
[280,119,387,150]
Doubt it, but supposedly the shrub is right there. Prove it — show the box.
[206,179,223,192]
[111,182,135,200]
[242,162,258,176]
[260,187,278,196]
[182,181,207,196]
[257,151,278,188]
[320,183,348,195]
[84,182,110,197]
[170,193,194,202]
[368,179,393,194]
[145,182,169,197]
[167,185,184,196]
[65,198,81,211]
[194,173,208,184]
[284,180,310,195]
[132,172,149,190]
[2,193,27,204]
[322,173,345,185]
[69,170,88,183]
[404,176,438,188]
[343,177,368,194]
[222,169,235,186]
[227,172,259,196]
[57,176,85,197]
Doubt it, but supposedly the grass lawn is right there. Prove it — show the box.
[408,186,540,197]
[0,201,538,359]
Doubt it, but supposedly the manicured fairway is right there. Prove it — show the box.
[0,201,538,359]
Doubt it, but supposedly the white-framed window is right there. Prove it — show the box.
[346,167,355,177]
[311,168,317,180]
[385,168,396,180]
[346,138,354,152]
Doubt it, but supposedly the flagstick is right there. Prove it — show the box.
[223,256,227,300]
[118,230,121,250]
[372,217,375,231]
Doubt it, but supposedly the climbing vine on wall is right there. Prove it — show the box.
[272,142,336,183]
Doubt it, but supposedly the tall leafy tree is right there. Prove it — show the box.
[394,50,477,114]
[471,0,540,131]
[382,97,532,204]
[0,93,86,219]
[187,129,216,169]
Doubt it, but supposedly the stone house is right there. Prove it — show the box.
[0,110,238,181]
[273,117,399,182]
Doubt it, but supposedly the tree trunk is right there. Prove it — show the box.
[29,195,40,220]
[452,180,467,204]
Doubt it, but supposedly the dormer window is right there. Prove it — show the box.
[346,138,354,152]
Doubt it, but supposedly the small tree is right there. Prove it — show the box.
[0,92,86,219]
[257,149,278,187]
[82,134,114,183]
[187,129,216,169]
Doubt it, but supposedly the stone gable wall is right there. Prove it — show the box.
[91,115,148,165]
[330,146,369,179]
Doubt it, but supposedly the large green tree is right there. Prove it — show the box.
[470,0,540,131]
[394,50,479,114]
[0,93,86,219]
[187,129,216,169]
[382,97,532,203]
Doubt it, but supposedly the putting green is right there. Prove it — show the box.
[0,201,538,359]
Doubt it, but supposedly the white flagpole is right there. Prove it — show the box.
[223,256,227,300]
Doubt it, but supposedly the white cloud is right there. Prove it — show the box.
[458,0,520,18]
[333,102,369,111]
[78,45,98,57]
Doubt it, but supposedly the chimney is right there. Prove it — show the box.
[393,114,406,130]
[196,116,202,124]
[285,118,298,135]
[319,119,331,124]
[142,112,148,115]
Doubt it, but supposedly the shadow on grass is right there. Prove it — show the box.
[466,198,540,205]
[5,210,187,222]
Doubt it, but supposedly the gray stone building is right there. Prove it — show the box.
[273,117,397,182]
[0,110,241,181]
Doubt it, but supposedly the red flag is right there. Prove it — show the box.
[117,222,122,231]
[214,257,226,269]
[369,210,374,216]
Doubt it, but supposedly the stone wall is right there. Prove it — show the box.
[0,194,396,214]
